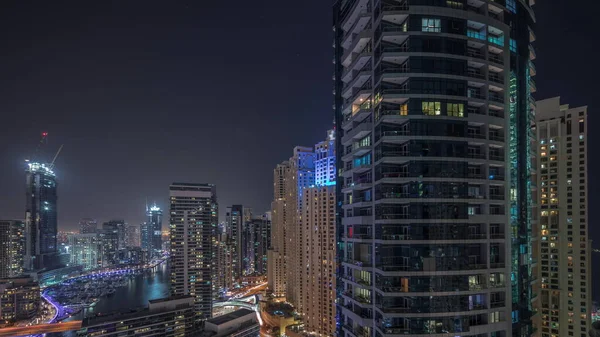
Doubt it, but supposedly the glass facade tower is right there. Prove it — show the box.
[333,1,537,336]
[24,162,58,270]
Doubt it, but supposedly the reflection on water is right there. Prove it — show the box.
[78,261,170,318]
[50,261,169,337]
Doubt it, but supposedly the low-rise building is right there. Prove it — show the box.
[76,296,197,336]
[0,277,40,326]
[204,308,259,337]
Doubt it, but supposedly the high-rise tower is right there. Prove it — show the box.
[0,220,25,278]
[147,205,163,258]
[24,162,58,270]
[333,1,537,336]
[533,97,591,337]
[267,162,291,298]
[169,183,218,318]
[226,205,244,281]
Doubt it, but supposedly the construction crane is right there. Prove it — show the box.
[25,132,49,163]
[49,144,63,170]
[25,132,63,168]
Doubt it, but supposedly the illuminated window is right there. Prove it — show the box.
[447,103,464,117]
[422,101,441,115]
[400,104,408,116]
[422,18,441,33]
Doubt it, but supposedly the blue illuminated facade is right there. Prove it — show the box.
[315,129,337,187]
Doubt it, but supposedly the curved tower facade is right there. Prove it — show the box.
[334,1,537,337]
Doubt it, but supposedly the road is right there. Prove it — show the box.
[231,282,267,299]
[0,321,82,337]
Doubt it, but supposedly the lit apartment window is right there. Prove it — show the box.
[400,104,408,116]
[422,18,441,32]
[422,101,441,115]
[447,103,464,117]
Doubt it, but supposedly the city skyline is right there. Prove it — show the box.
[0,1,596,248]
[0,2,599,333]
[0,1,599,336]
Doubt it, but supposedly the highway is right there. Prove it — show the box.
[0,321,82,337]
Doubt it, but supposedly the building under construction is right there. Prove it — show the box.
[24,132,62,270]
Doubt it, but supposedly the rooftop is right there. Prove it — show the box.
[207,308,255,326]
[26,162,55,177]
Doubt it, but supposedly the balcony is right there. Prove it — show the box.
[489,93,505,104]
[341,275,372,287]
[489,134,505,142]
[342,214,372,226]
[342,47,373,82]
[490,233,505,239]
[376,213,409,221]
[491,301,506,308]
[467,132,485,140]
[342,181,372,193]
[467,68,485,79]
[489,53,504,65]
[343,258,373,268]
[381,0,409,11]
[343,66,372,96]
[341,0,370,31]
[467,30,486,41]
[342,30,372,67]
[376,325,409,336]
[529,44,537,60]
[342,122,372,145]
[489,73,504,84]
[375,109,408,122]
[467,152,486,160]
[468,89,485,100]
[489,109,505,118]
[529,61,537,76]
[529,78,537,93]
[467,47,485,60]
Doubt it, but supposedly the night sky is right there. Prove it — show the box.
[0,1,598,297]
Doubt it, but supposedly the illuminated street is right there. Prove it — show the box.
[0,321,82,337]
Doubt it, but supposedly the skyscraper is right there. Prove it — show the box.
[241,212,271,276]
[267,162,290,298]
[68,233,101,270]
[256,212,271,276]
[124,223,141,247]
[268,132,335,321]
[214,232,233,295]
[140,222,151,252]
[24,162,58,270]
[300,186,336,335]
[226,205,244,281]
[333,1,537,336]
[79,218,98,234]
[0,220,25,278]
[533,97,591,337]
[285,146,315,306]
[296,132,337,335]
[169,183,217,318]
[100,220,124,266]
[147,206,163,258]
